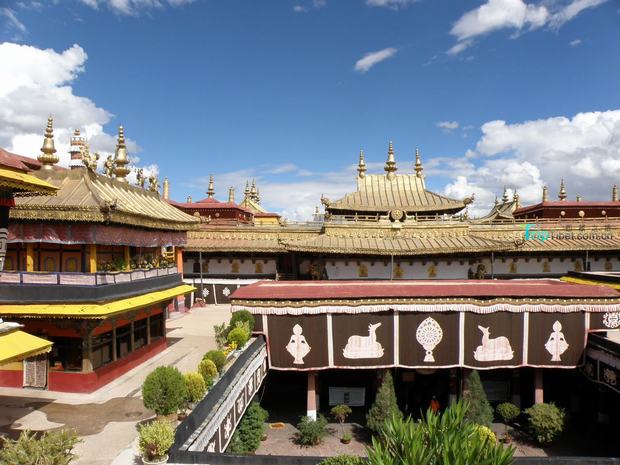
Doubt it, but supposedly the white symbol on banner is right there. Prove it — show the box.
[224,415,232,439]
[603,368,617,386]
[416,317,443,362]
[237,396,244,415]
[222,287,231,297]
[603,312,620,329]
[207,441,216,453]
[473,326,514,361]
[286,324,311,364]
[202,287,210,298]
[343,322,384,359]
[545,321,569,362]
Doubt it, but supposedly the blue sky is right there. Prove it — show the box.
[1,0,619,219]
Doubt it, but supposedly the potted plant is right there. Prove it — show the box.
[496,402,520,443]
[138,420,175,465]
[330,404,352,444]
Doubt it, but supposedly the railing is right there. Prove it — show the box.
[0,266,178,286]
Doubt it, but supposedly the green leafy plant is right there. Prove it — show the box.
[138,420,175,462]
[227,402,269,454]
[214,322,230,350]
[496,402,521,439]
[331,404,352,438]
[184,371,207,404]
[198,358,218,386]
[142,366,188,416]
[0,429,80,465]
[296,415,328,446]
[203,349,227,373]
[473,424,497,444]
[366,371,402,434]
[463,370,494,426]
[525,402,565,445]
[227,326,250,348]
[318,455,364,465]
[230,310,255,333]
[366,400,514,465]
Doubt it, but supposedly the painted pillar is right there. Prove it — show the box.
[81,335,93,373]
[89,244,97,273]
[534,368,544,404]
[0,205,9,271]
[449,368,458,405]
[146,315,151,345]
[26,243,35,272]
[124,246,131,271]
[112,325,118,362]
[511,371,521,408]
[176,247,184,275]
[307,372,317,420]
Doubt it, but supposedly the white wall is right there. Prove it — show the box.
[184,257,277,275]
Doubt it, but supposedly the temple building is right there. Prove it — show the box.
[0,119,198,392]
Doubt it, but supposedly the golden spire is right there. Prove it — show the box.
[69,128,86,169]
[113,125,131,182]
[186,195,192,203]
[228,186,235,203]
[207,175,215,198]
[38,116,59,169]
[244,180,250,198]
[576,194,582,202]
[613,184,618,202]
[542,185,549,202]
[162,178,169,200]
[501,186,509,203]
[414,148,423,178]
[255,187,261,204]
[384,140,397,180]
[357,149,366,178]
[494,196,499,206]
[513,190,520,208]
[558,178,567,200]
[250,179,258,201]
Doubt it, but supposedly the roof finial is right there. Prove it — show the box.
[576,194,582,202]
[384,140,397,180]
[69,128,86,169]
[414,148,424,178]
[244,181,250,199]
[255,187,261,204]
[228,186,235,203]
[357,149,366,178]
[186,195,192,203]
[38,116,59,170]
[558,178,567,200]
[113,125,131,182]
[162,178,169,200]
[494,196,499,206]
[542,185,549,202]
[513,190,520,209]
[613,184,618,202]
[207,175,215,198]
[250,179,258,201]
[501,186,509,203]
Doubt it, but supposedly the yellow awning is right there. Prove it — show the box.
[0,167,58,194]
[0,330,52,365]
[0,284,196,319]
[561,276,620,291]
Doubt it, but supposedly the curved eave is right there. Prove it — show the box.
[0,330,53,365]
[327,202,466,214]
[0,167,58,195]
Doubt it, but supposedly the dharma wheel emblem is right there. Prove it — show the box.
[545,320,569,362]
[603,312,620,329]
[416,317,443,362]
[390,209,404,222]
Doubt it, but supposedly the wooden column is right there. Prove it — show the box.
[511,370,522,408]
[176,247,184,274]
[124,246,131,271]
[534,368,544,404]
[81,335,93,373]
[89,244,97,273]
[307,372,317,420]
[129,321,135,353]
[112,325,117,362]
[146,315,151,345]
[26,243,35,272]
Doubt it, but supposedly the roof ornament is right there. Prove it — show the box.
[320,194,331,208]
[357,149,366,178]
[414,148,424,178]
[494,196,499,206]
[187,195,193,203]
[69,128,87,169]
[38,116,59,169]
[576,194,582,202]
[558,178,567,200]
[228,186,235,203]
[148,174,159,192]
[513,190,520,209]
[162,178,169,200]
[207,175,215,198]
[244,180,250,199]
[136,168,145,188]
[255,186,261,204]
[464,193,475,205]
[613,184,618,202]
[250,179,258,201]
[501,186,509,204]
[113,126,131,182]
[103,155,114,177]
[542,185,549,202]
[80,143,99,172]
[384,141,397,180]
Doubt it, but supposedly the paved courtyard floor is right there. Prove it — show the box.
[0,304,231,465]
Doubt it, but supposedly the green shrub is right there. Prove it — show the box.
[142,366,187,416]
[138,420,175,461]
[366,371,402,434]
[227,402,269,454]
[497,402,520,425]
[214,322,230,350]
[463,370,494,426]
[227,326,250,348]
[318,455,364,465]
[331,404,352,437]
[184,372,207,404]
[473,424,497,444]
[203,349,227,373]
[198,358,218,386]
[0,429,80,465]
[525,402,565,445]
[366,400,513,465]
[230,310,255,332]
[296,415,328,446]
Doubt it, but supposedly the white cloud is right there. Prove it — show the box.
[366,0,417,8]
[293,0,326,13]
[1,8,27,34]
[569,38,582,46]
[437,121,460,131]
[448,0,606,55]
[79,0,196,15]
[0,42,154,177]
[354,47,398,73]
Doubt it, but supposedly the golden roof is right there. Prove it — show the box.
[0,167,58,195]
[11,168,199,231]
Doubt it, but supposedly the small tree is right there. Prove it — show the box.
[366,371,402,434]
[463,370,494,426]
[142,366,187,416]
[230,310,255,333]
[228,402,269,454]
[138,420,175,462]
[0,429,80,465]
[213,322,229,349]
[227,326,250,348]
[184,372,207,404]
[296,415,328,446]
[331,404,352,438]
[198,358,218,386]
[203,350,227,373]
[496,402,520,438]
[525,402,565,445]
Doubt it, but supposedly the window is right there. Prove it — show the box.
[49,337,83,372]
[134,319,148,350]
[91,331,113,369]
[149,313,164,339]
[116,324,132,358]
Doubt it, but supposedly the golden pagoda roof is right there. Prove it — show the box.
[11,168,199,231]
[0,167,58,195]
